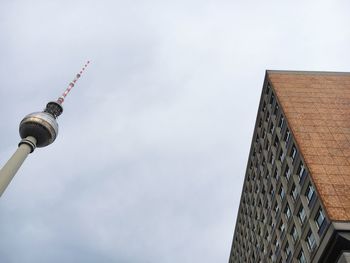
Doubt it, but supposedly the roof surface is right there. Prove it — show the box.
[268,71,350,221]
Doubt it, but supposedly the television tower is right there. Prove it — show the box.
[0,61,90,197]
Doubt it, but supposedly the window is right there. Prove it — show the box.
[306,183,315,204]
[274,104,279,115]
[255,135,259,143]
[279,221,285,236]
[274,136,280,148]
[284,242,292,261]
[291,225,298,242]
[306,230,316,251]
[274,169,280,181]
[268,215,272,226]
[255,184,259,194]
[298,206,306,224]
[298,163,306,182]
[297,250,306,263]
[291,145,297,161]
[284,129,291,144]
[265,200,270,209]
[284,204,291,220]
[291,184,298,201]
[285,166,291,180]
[266,85,271,94]
[249,161,253,170]
[264,229,269,239]
[274,238,280,252]
[274,202,279,214]
[270,123,275,134]
[252,173,256,181]
[271,153,275,165]
[279,150,285,162]
[278,187,285,200]
[315,208,326,229]
[270,93,275,105]
[266,111,270,122]
[279,115,285,129]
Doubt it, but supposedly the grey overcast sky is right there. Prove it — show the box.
[0,0,349,262]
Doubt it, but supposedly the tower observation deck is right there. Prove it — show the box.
[0,61,90,197]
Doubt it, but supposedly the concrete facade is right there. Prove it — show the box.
[229,71,350,263]
[337,253,350,263]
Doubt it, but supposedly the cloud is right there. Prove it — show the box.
[0,0,350,262]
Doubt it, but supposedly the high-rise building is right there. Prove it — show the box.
[229,71,350,263]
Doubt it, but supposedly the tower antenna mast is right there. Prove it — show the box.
[57,60,90,104]
[0,61,90,197]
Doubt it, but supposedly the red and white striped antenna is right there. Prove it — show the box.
[57,60,90,105]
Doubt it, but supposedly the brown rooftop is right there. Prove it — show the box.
[267,71,350,221]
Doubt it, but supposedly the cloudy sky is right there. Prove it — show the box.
[0,0,349,262]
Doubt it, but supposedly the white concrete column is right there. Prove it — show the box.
[0,136,36,197]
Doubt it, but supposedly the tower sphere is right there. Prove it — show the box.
[19,112,59,147]
[0,61,89,198]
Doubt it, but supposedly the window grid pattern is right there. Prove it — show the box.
[230,83,330,263]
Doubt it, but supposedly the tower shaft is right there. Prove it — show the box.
[0,61,90,198]
[0,137,36,197]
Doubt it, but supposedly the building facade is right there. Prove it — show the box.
[229,71,350,263]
